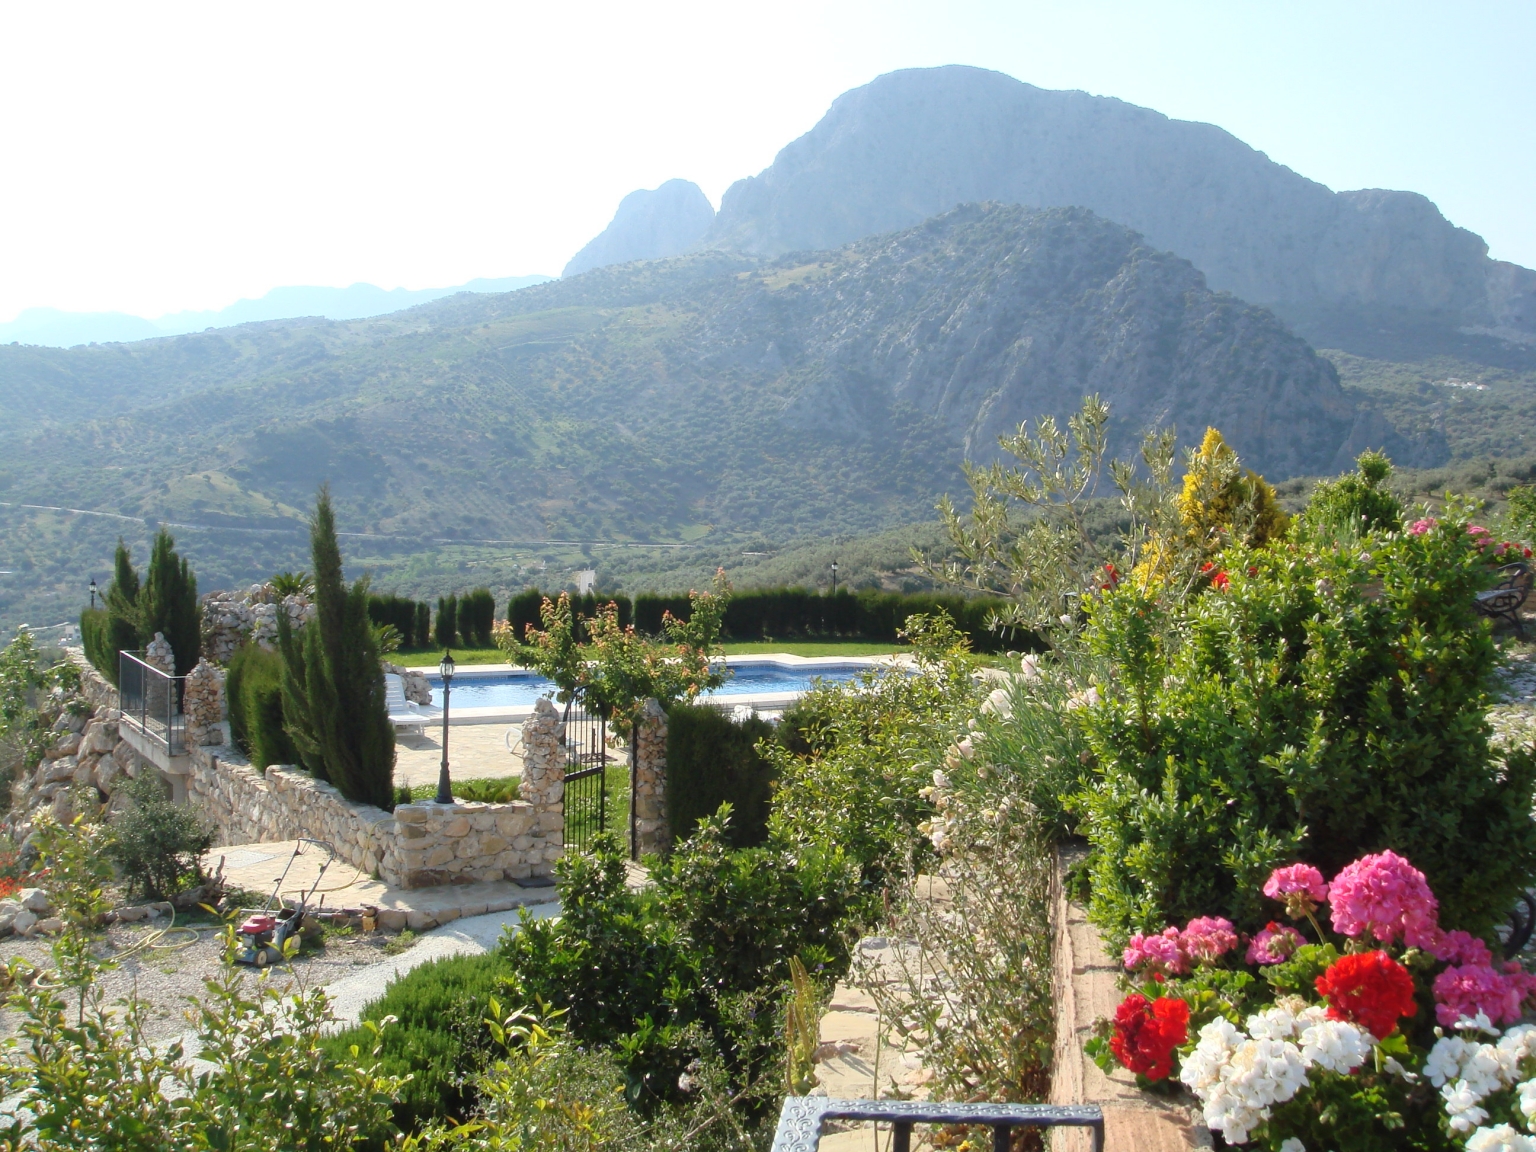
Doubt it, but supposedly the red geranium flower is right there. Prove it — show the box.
[1211,570,1230,591]
[1109,993,1190,1080]
[1315,950,1417,1039]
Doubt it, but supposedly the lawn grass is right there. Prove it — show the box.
[393,646,506,668]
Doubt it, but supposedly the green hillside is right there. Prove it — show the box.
[4,203,1536,635]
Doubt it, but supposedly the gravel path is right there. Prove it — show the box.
[0,900,561,1046]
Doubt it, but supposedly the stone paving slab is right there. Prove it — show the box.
[1051,844,1209,1152]
[393,724,524,789]
[204,839,556,932]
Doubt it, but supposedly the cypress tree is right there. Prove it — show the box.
[435,595,458,649]
[138,528,200,676]
[278,486,395,808]
[86,538,145,684]
[414,601,431,650]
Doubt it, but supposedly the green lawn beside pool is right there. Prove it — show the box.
[393,646,506,667]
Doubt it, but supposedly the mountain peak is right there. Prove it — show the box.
[563,179,715,278]
[705,65,1535,343]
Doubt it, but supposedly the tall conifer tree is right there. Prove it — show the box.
[278,486,395,808]
[138,528,200,677]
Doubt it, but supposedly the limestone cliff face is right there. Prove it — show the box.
[563,179,715,277]
[706,66,1534,339]
[689,203,1379,478]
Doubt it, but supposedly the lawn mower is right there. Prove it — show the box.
[233,838,336,967]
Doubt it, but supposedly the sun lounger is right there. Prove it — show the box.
[384,674,442,734]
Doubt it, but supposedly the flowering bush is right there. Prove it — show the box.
[1076,506,1536,944]
[1091,851,1536,1149]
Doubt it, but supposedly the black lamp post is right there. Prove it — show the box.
[830,560,839,598]
[89,578,98,610]
[435,650,455,805]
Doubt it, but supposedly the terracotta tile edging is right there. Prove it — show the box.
[1050,843,1211,1152]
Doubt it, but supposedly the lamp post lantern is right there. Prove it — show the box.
[89,578,98,610]
[830,560,838,598]
[435,650,456,805]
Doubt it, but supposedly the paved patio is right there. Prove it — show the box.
[392,723,524,790]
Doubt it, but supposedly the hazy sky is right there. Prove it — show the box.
[2,1,1531,323]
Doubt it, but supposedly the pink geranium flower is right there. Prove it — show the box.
[1329,851,1438,945]
[1246,922,1304,965]
[1433,963,1526,1027]
[1180,916,1238,964]
[1123,927,1189,976]
[1408,518,1437,536]
[1264,863,1329,919]
[1421,928,1494,967]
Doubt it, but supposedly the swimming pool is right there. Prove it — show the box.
[427,659,878,711]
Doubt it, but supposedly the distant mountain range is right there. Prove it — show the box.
[570,66,1536,356]
[0,275,551,349]
[0,204,1427,549]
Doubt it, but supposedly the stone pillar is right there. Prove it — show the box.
[183,659,225,747]
[632,698,669,857]
[143,632,175,675]
[519,697,566,877]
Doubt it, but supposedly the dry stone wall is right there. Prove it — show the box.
[633,698,669,856]
[187,696,567,889]
[201,584,315,664]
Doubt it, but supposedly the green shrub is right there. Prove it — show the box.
[434,594,458,649]
[1076,515,1536,945]
[227,643,297,771]
[765,614,983,905]
[79,608,111,682]
[503,822,855,1116]
[666,704,776,847]
[106,773,213,900]
[452,775,520,803]
[323,951,511,1132]
[1297,449,1404,538]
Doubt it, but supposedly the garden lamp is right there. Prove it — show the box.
[435,649,456,805]
[89,577,98,609]
[831,560,838,597]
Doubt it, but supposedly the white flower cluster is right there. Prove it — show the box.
[1424,1018,1536,1139]
[1180,1000,1371,1145]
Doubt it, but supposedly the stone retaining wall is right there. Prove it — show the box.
[187,696,568,889]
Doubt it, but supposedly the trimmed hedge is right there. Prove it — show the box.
[367,594,429,648]
[504,589,633,644]
[434,594,458,649]
[667,704,777,848]
[458,588,496,648]
[505,586,1024,651]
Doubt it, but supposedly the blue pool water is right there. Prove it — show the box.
[428,660,875,710]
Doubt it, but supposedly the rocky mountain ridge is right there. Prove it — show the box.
[569,67,1534,348]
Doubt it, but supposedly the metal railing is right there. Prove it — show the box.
[771,1098,1104,1152]
[119,650,186,757]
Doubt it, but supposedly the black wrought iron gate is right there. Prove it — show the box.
[562,700,610,852]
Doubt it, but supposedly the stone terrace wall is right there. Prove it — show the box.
[188,696,567,889]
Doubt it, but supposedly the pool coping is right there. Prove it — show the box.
[426,653,912,726]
